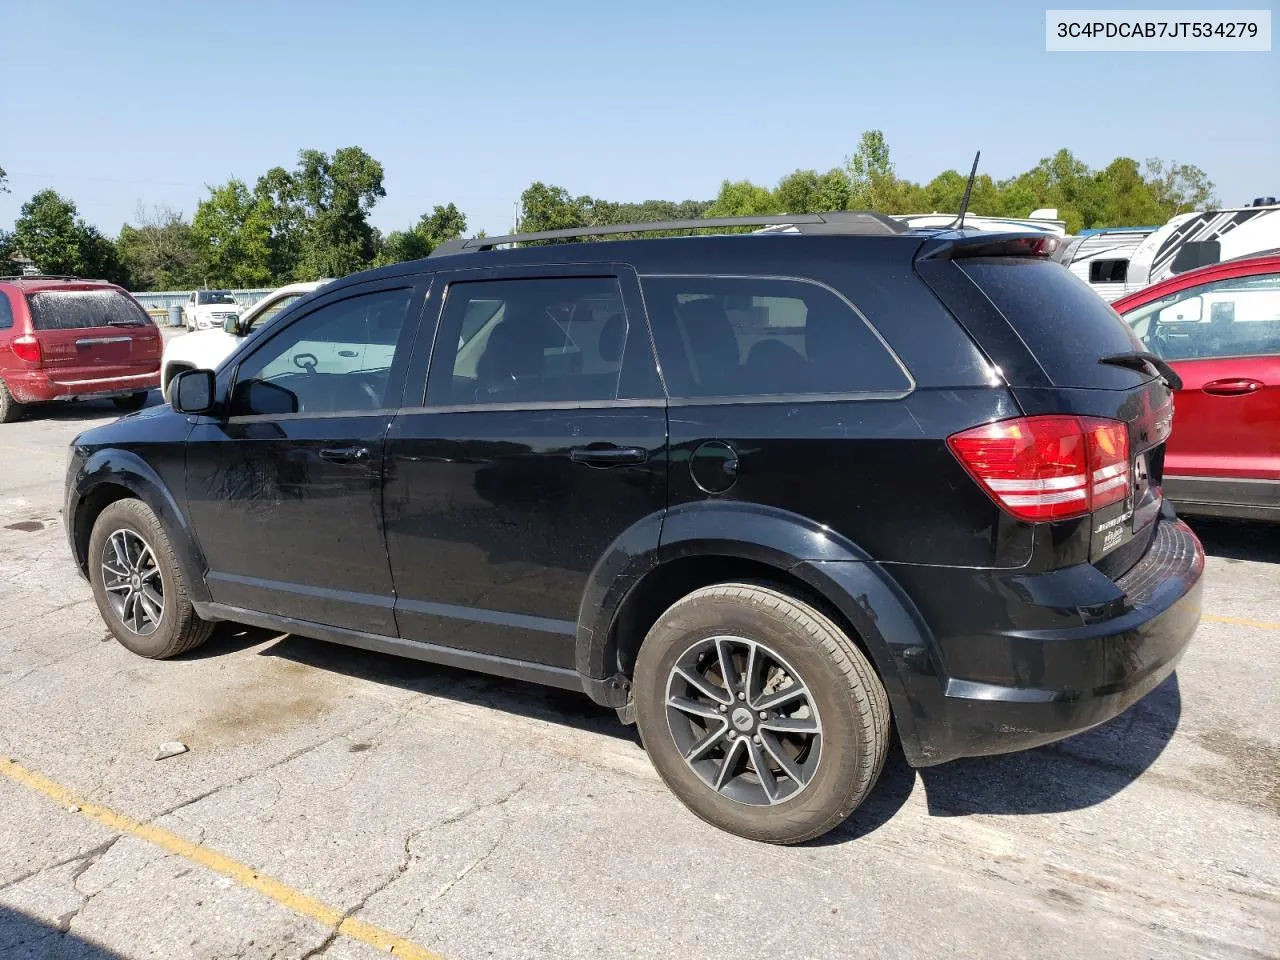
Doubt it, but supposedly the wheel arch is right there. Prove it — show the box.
[575,502,939,760]
[68,450,210,603]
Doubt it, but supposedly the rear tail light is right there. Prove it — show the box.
[11,334,42,365]
[948,415,1130,522]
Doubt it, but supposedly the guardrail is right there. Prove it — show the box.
[131,289,274,312]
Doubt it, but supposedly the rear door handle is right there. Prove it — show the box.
[1202,378,1264,396]
[568,445,648,468]
[319,446,372,464]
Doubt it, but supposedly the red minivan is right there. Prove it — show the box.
[1114,254,1280,522]
[0,276,162,423]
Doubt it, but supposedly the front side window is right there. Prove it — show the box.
[427,277,628,406]
[231,288,412,417]
[640,275,910,399]
[1124,272,1280,360]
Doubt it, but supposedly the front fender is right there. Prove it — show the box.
[575,501,942,764]
[67,448,210,603]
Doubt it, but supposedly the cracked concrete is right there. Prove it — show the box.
[1,394,1278,960]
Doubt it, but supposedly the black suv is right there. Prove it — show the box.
[66,213,1204,843]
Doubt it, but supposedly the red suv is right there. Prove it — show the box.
[1114,254,1280,522]
[0,276,162,423]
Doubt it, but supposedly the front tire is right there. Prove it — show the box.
[112,392,149,411]
[0,378,26,423]
[634,583,890,844]
[88,498,214,658]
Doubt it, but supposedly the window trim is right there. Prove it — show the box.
[224,282,421,422]
[422,273,638,411]
[636,272,916,404]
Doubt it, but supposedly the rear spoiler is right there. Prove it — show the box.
[915,232,1063,261]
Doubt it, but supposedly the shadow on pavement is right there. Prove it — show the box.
[259,633,639,744]
[918,673,1181,817]
[1185,517,1279,564]
[15,390,164,425]
[0,905,124,959]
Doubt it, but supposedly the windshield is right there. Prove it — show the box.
[197,291,237,306]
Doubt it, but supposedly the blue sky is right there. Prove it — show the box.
[2,0,1276,237]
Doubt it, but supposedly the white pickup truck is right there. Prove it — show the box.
[162,281,330,399]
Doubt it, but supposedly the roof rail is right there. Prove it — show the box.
[428,211,907,257]
[0,274,94,282]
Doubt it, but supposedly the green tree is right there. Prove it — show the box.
[12,189,129,284]
[191,179,274,287]
[705,179,778,217]
[517,182,593,235]
[376,203,468,264]
[1144,158,1217,217]
[116,204,201,290]
[0,164,8,194]
[291,147,387,278]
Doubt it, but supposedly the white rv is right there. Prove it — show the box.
[894,209,1067,236]
[1054,226,1157,302]
[1124,199,1280,293]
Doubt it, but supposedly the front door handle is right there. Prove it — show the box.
[319,446,372,464]
[568,445,648,468]
[1202,378,1264,396]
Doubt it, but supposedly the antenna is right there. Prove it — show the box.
[949,151,981,230]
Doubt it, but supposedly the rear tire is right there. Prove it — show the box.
[112,392,149,411]
[0,379,25,423]
[88,498,214,659]
[634,582,890,844]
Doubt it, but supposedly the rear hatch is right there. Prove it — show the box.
[917,239,1176,570]
[25,286,162,382]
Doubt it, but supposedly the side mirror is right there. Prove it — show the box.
[172,369,217,415]
[223,314,242,335]
[1158,296,1203,324]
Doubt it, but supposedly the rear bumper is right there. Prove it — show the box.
[1164,475,1280,522]
[887,512,1204,766]
[6,369,160,403]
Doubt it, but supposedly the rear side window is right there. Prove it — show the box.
[640,275,910,399]
[959,259,1146,388]
[0,292,13,330]
[428,277,630,406]
[25,289,151,331]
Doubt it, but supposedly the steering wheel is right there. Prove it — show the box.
[293,352,319,374]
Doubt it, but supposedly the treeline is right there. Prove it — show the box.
[516,131,1218,237]
[0,148,469,291]
[1,132,1219,291]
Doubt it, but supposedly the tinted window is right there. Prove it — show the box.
[25,289,150,330]
[1089,259,1128,283]
[640,276,909,398]
[231,288,412,416]
[959,259,1147,388]
[428,277,628,406]
[0,292,13,330]
[1123,272,1280,360]
[247,293,304,332]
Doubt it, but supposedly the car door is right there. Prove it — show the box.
[184,278,428,634]
[1125,269,1280,512]
[383,264,667,669]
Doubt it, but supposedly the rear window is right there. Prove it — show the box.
[0,292,13,330]
[25,289,151,331]
[959,259,1148,388]
[640,276,911,399]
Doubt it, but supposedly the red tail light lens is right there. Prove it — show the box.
[948,416,1130,522]
[11,334,42,365]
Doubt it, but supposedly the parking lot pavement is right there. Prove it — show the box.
[1,395,1277,960]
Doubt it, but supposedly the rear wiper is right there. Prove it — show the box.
[1099,351,1183,392]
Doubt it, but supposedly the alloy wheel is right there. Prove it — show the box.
[665,635,822,806]
[100,529,165,636]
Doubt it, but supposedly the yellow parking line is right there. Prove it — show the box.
[0,757,444,960]
[1201,613,1280,631]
